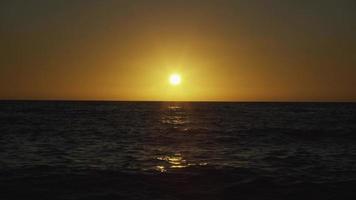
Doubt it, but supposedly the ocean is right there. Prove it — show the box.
[1,101,356,199]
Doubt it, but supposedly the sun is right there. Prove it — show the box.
[169,74,181,86]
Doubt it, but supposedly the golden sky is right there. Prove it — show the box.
[1,0,356,101]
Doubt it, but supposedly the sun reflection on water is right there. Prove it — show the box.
[161,116,186,126]
[153,103,208,173]
[154,153,209,173]
[157,153,187,169]
[161,105,188,126]
[155,165,166,172]
[167,105,181,110]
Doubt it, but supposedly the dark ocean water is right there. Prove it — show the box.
[1,101,356,200]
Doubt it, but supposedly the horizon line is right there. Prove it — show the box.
[0,99,355,103]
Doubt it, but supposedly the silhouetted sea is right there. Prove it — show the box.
[1,101,356,200]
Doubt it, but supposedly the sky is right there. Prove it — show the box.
[1,0,356,101]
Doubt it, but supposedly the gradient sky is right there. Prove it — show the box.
[1,0,356,101]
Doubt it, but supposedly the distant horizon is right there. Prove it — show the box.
[1,99,355,103]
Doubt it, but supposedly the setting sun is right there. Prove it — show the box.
[169,74,181,86]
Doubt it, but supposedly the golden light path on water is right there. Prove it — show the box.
[153,104,208,173]
[155,153,208,173]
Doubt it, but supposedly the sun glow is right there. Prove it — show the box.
[169,74,181,86]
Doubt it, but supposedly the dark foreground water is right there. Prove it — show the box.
[1,101,356,200]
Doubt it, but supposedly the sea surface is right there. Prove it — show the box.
[1,101,356,199]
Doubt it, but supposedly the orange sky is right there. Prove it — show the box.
[1,1,356,101]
